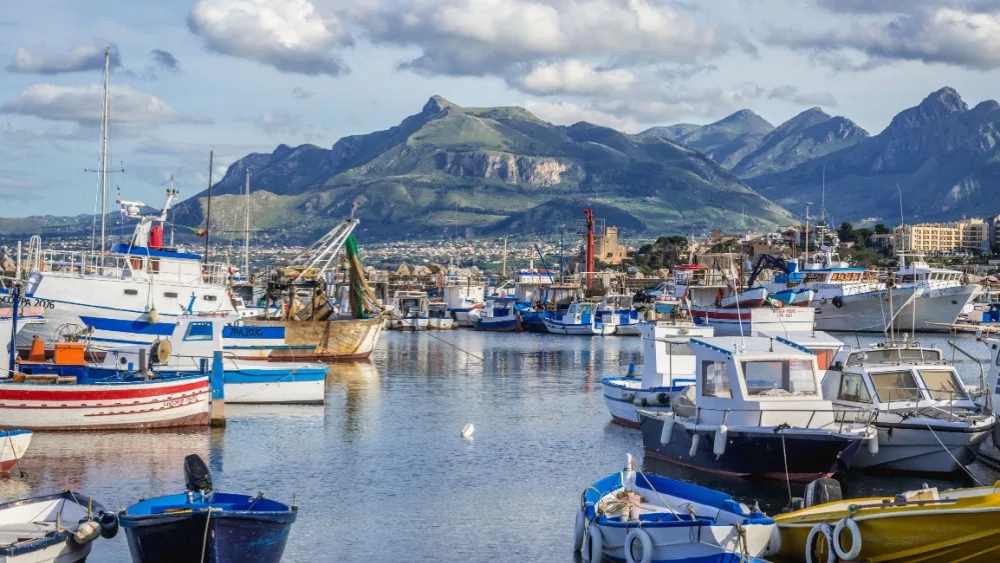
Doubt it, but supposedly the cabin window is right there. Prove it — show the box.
[164,292,178,298]
[183,321,214,341]
[742,360,816,396]
[837,373,871,403]
[124,289,138,296]
[702,361,731,398]
[919,370,968,401]
[203,295,217,302]
[870,370,920,402]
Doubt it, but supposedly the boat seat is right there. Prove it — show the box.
[0,521,57,545]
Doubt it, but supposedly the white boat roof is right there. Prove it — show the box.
[689,336,814,360]
[757,331,842,348]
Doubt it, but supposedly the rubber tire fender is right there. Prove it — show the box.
[586,526,603,562]
[832,296,843,308]
[573,509,586,552]
[833,517,862,560]
[805,523,836,563]
[625,528,653,563]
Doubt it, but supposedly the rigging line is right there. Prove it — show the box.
[396,317,484,362]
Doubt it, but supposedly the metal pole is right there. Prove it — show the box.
[99,48,110,261]
[204,150,214,263]
[244,169,251,278]
[8,283,19,375]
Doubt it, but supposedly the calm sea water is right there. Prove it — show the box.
[2,331,997,562]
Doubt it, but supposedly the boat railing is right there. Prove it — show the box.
[691,405,874,433]
[34,249,233,286]
[876,387,975,422]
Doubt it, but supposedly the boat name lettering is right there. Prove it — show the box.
[0,295,55,309]
[227,327,264,338]
[162,394,202,409]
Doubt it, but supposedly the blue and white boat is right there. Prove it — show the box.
[575,454,775,563]
[769,287,815,307]
[0,491,118,563]
[600,294,642,336]
[472,296,520,332]
[543,302,614,335]
[442,280,484,327]
[91,315,328,404]
[120,454,296,563]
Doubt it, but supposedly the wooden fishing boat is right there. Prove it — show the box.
[120,455,297,563]
[575,455,774,563]
[772,482,1000,562]
[0,491,118,563]
[248,316,383,361]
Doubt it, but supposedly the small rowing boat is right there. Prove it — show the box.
[0,491,118,562]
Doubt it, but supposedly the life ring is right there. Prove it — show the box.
[625,528,653,563]
[573,509,586,552]
[586,526,603,562]
[833,517,862,560]
[832,296,843,308]
[805,523,836,563]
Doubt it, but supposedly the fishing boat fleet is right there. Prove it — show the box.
[575,300,1000,562]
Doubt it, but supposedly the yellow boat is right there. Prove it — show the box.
[772,483,1000,562]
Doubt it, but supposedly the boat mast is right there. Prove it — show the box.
[243,168,251,278]
[204,150,214,264]
[804,202,811,266]
[99,47,111,260]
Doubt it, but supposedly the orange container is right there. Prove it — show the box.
[53,343,87,366]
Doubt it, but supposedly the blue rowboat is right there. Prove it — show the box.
[575,455,775,563]
[120,455,297,563]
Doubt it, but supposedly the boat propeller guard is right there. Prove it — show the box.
[184,454,213,492]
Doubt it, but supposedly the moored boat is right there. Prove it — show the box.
[247,316,383,361]
[0,491,118,563]
[639,336,875,481]
[120,454,297,563]
[772,480,1000,563]
[542,302,613,336]
[0,430,31,474]
[575,454,775,563]
[690,304,815,336]
[473,296,520,332]
[427,301,455,330]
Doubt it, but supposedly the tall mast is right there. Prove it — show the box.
[204,150,214,263]
[99,48,110,258]
[804,202,812,265]
[243,168,251,277]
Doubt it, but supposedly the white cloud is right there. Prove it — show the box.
[188,0,352,76]
[253,110,303,135]
[1,84,208,127]
[770,7,1000,70]
[511,60,639,96]
[523,100,642,132]
[6,42,121,74]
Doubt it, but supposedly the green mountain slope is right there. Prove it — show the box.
[172,97,794,242]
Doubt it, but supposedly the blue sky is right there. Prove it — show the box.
[3,0,1000,217]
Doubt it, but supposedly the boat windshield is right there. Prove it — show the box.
[846,348,941,366]
[918,369,968,401]
[837,372,872,403]
[870,370,921,402]
[702,360,731,398]
[741,360,816,396]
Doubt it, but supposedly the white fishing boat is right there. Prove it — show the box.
[689,304,815,337]
[0,491,117,562]
[600,294,642,336]
[472,296,520,332]
[719,286,767,308]
[427,301,455,330]
[894,254,980,332]
[389,291,428,331]
[442,280,483,327]
[575,454,776,563]
[972,337,1000,468]
[602,322,714,427]
[823,341,995,472]
[542,302,614,336]
[639,336,876,480]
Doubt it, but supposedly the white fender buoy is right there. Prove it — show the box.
[587,526,603,562]
[573,509,586,552]
[833,517,862,560]
[867,432,880,455]
[72,521,101,545]
[713,425,728,456]
[147,307,160,324]
[689,433,701,458]
[461,424,475,438]
[805,523,836,563]
[625,528,653,563]
[659,418,674,445]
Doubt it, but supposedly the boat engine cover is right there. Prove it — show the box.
[184,454,213,492]
[804,478,842,508]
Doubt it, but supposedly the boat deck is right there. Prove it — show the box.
[0,521,57,545]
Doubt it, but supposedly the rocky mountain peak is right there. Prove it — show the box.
[718,109,772,129]
[919,87,967,114]
[423,95,457,114]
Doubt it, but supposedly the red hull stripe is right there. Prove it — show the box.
[0,390,208,410]
[611,415,641,429]
[0,379,208,402]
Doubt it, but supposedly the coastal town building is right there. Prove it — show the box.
[894,218,990,254]
[594,226,628,265]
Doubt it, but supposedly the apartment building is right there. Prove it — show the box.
[894,218,990,253]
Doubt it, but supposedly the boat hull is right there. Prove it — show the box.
[0,377,210,431]
[473,317,520,332]
[690,306,814,337]
[0,430,31,473]
[542,318,614,335]
[812,287,917,332]
[614,322,642,336]
[122,511,295,563]
[601,378,689,428]
[426,318,455,330]
[595,522,773,563]
[248,317,383,361]
[893,285,979,332]
[639,414,863,481]
[850,421,993,472]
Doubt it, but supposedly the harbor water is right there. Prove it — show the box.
[2,330,998,561]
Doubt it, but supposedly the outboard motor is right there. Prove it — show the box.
[184,454,213,493]
[803,477,843,508]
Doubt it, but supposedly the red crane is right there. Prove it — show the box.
[583,208,594,288]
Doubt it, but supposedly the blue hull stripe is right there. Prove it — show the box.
[80,316,176,336]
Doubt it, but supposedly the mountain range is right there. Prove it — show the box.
[171,96,792,242]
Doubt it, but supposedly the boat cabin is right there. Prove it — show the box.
[427,301,450,319]
[392,291,428,319]
[823,342,975,412]
[561,302,600,325]
[513,269,555,303]
[897,255,964,289]
[758,331,844,371]
[481,296,517,318]
[637,323,713,389]
[678,336,836,429]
